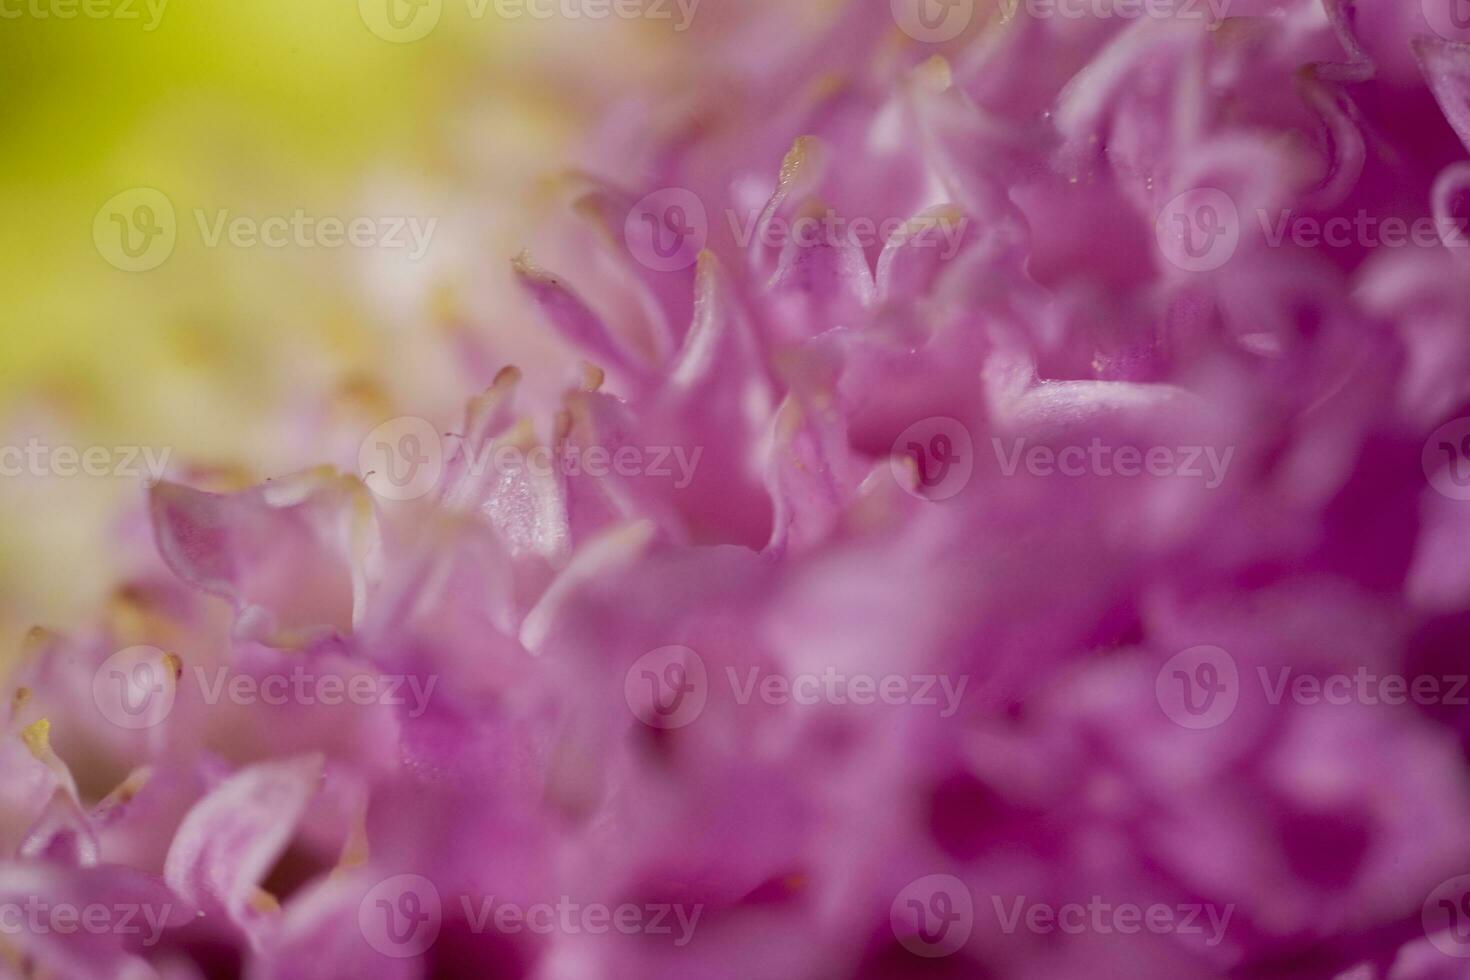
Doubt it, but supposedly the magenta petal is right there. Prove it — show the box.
[1416,36,1470,155]
[150,473,371,647]
[513,252,655,381]
[164,754,323,934]
[0,862,191,978]
[19,788,99,866]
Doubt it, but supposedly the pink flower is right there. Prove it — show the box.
[8,1,1470,977]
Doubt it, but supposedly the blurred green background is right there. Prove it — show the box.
[0,0,677,640]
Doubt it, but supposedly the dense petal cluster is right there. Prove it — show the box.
[8,1,1470,977]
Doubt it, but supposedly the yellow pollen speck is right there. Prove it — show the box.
[100,767,153,809]
[22,626,53,659]
[248,888,281,915]
[579,362,605,392]
[779,136,822,187]
[553,409,574,444]
[916,55,953,93]
[334,806,371,874]
[21,719,51,760]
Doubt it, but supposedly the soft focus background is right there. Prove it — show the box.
[0,2,699,641]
